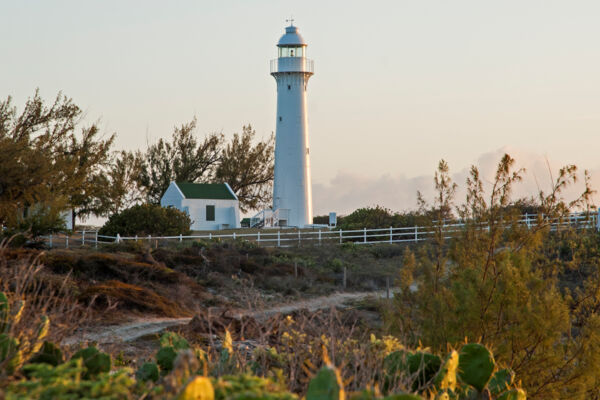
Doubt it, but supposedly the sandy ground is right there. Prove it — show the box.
[63,290,392,345]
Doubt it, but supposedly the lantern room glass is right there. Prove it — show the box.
[279,46,305,58]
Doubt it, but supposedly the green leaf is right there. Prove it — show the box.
[71,346,111,378]
[160,331,190,350]
[306,367,344,400]
[488,368,515,396]
[497,388,526,400]
[136,362,159,382]
[458,343,495,392]
[29,341,63,366]
[157,346,178,373]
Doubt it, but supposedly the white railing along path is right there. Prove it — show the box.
[42,211,600,249]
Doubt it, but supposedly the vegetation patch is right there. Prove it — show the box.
[80,280,191,317]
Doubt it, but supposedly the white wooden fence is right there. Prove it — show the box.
[43,211,600,249]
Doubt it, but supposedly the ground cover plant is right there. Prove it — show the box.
[0,279,526,399]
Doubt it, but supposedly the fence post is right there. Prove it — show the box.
[116,234,120,244]
[95,231,98,249]
[525,213,530,229]
[277,230,281,247]
[343,266,347,289]
[233,232,236,240]
[82,229,85,246]
[339,229,342,244]
[294,261,298,279]
[386,277,390,299]
[318,230,322,245]
[179,233,182,242]
[298,230,301,246]
[363,227,367,243]
[414,226,418,242]
[257,231,261,244]
[148,234,151,244]
[209,233,212,240]
[135,235,138,242]
[66,235,69,249]
[389,226,393,243]
[49,234,52,248]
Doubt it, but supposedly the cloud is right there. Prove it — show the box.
[313,146,600,216]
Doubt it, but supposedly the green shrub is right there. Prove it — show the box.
[99,203,191,236]
[11,359,134,400]
[213,374,297,400]
[71,346,111,379]
[28,341,63,366]
[339,206,422,231]
[136,362,160,382]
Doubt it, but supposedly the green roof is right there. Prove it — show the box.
[175,182,237,200]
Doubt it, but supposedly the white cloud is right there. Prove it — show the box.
[313,146,600,216]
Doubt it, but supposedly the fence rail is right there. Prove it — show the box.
[41,211,600,249]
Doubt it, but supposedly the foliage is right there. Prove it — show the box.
[382,343,524,399]
[71,346,112,379]
[8,359,135,400]
[0,90,114,232]
[215,125,275,213]
[213,374,297,400]
[384,154,600,398]
[103,150,145,215]
[28,341,64,367]
[137,362,160,382]
[0,290,50,375]
[338,206,422,231]
[99,203,191,236]
[134,121,275,213]
[306,366,344,400]
[0,307,527,400]
[137,118,223,204]
[179,376,214,400]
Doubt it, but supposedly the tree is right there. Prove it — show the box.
[136,122,274,213]
[137,118,223,204]
[103,150,145,215]
[64,125,116,226]
[385,154,600,398]
[0,90,114,233]
[215,125,274,213]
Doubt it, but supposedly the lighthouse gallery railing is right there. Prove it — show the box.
[270,58,314,74]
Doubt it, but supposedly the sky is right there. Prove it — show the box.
[1,1,599,216]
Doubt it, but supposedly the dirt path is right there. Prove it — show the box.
[64,290,390,345]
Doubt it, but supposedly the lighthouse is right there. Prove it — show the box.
[270,21,314,227]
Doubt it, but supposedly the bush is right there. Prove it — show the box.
[339,206,422,230]
[99,204,191,236]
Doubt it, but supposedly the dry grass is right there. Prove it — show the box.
[80,280,191,318]
[171,306,411,395]
[0,240,93,345]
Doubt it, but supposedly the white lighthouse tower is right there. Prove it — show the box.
[270,21,314,227]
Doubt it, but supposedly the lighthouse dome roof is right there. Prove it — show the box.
[277,25,307,46]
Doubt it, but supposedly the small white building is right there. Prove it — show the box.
[161,182,241,231]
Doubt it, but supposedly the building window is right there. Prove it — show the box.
[206,205,215,221]
[287,85,291,90]
[279,116,282,121]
